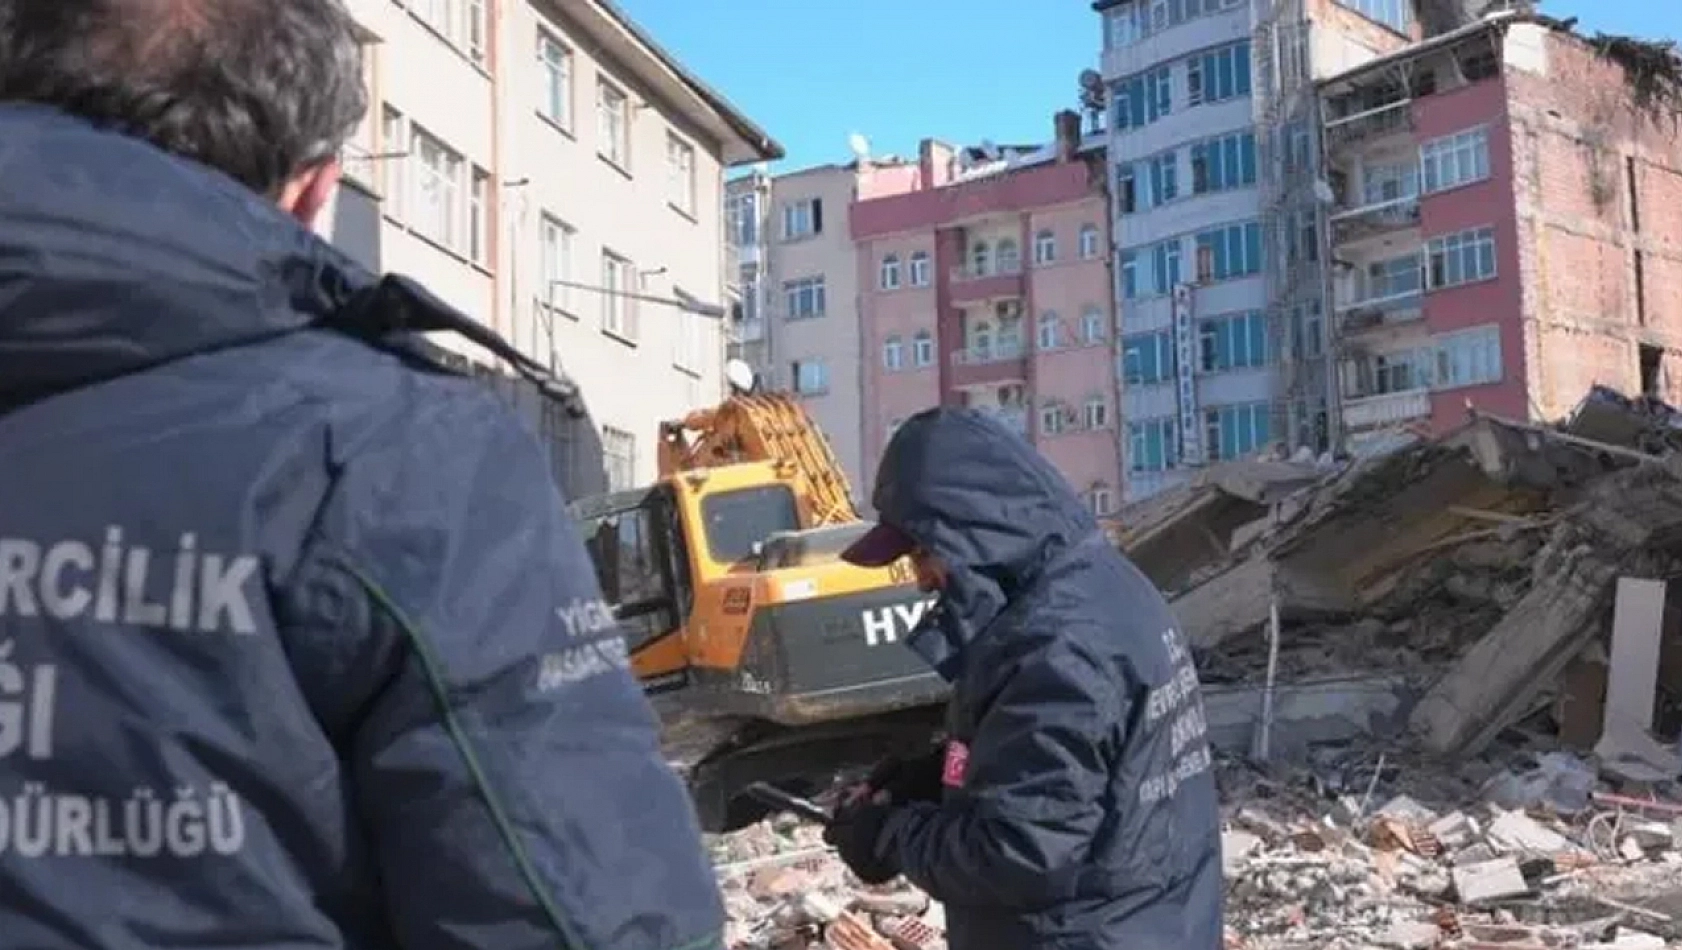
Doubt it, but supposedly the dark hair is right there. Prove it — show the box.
[0,0,368,196]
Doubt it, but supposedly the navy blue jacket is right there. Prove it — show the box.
[0,104,724,950]
[872,409,1223,950]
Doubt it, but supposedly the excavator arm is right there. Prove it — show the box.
[656,393,860,526]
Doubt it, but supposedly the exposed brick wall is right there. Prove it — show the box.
[1505,28,1682,415]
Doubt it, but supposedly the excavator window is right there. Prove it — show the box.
[699,485,800,563]
[576,487,688,652]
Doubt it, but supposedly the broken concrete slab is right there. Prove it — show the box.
[1171,555,1274,649]
[1454,856,1530,903]
[1410,526,1619,757]
[1603,577,1667,739]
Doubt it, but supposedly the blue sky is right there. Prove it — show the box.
[616,1,1678,171]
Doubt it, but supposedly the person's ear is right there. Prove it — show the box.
[278,160,342,228]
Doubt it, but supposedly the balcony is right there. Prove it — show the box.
[1337,289,1424,335]
[1329,195,1420,245]
[949,259,1025,304]
[1342,388,1430,431]
[949,341,1028,387]
[1323,98,1413,155]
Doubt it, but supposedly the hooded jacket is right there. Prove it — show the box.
[0,104,724,950]
[872,408,1223,950]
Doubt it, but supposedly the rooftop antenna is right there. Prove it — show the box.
[1078,69,1106,112]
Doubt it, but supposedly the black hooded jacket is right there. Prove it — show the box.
[873,408,1223,950]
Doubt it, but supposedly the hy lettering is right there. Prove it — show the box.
[861,598,937,647]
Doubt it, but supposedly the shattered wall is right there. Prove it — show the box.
[1504,26,1682,419]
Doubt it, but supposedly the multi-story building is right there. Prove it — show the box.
[724,162,898,492]
[1097,0,1419,501]
[1323,12,1682,453]
[851,112,1124,517]
[315,0,780,496]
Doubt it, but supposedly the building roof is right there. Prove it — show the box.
[590,0,784,165]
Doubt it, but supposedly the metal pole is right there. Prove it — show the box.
[1254,502,1282,761]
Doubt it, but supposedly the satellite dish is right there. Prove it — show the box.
[847,133,870,160]
[1079,69,1104,92]
[725,358,757,394]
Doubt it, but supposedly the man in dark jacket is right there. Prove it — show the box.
[825,407,1224,950]
[0,1,724,948]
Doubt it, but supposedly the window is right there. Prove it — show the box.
[1366,252,1422,300]
[596,79,629,167]
[412,0,486,61]
[880,254,902,289]
[469,168,490,264]
[602,426,636,491]
[738,268,761,325]
[600,251,636,339]
[1114,66,1172,130]
[1195,221,1263,282]
[1106,0,1244,50]
[1040,402,1069,436]
[1435,325,1502,389]
[909,251,931,286]
[1121,331,1174,384]
[1118,165,1138,215]
[1149,238,1182,295]
[792,359,828,394]
[1336,0,1412,33]
[784,277,826,319]
[537,32,572,127]
[1084,396,1110,429]
[727,192,759,246]
[1198,311,1267,372]
[1129,418,1178,472]
[782,198,822,239]
[666,135,696,214]
[701,487,800,563]
[1088,485,1115,517]
[672,297,705,373]
[1144,152,1178,208]
[1426,226,1496,289]
[1420,127,1490,194]
[1188,41,1252,106]
[538,214,575,320]
[1204,403,1270,461]
[1038,312,1062,350]
[411,125,463,248]
[1362,160,1418,205]
[1033,230,1057,264]
[1081,306,1106,343]
[1120,251,1138,299]
[969,241,992,276]
[465,0,487,65]
[1079,225,1101,259]
[912,330,934,366]
[1190,132,1257,194]
[995,239,1021,273]
[380,106,406,217]
[883,335,904,370]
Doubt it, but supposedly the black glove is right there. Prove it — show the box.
[865,745,946,805]
[822,799,899,884]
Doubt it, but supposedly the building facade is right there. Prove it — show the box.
[1097,0,1418,500]
[725,163,881,494]
[851,113,1124,518]
[1325,14,1682,452]
[316,0,780,497]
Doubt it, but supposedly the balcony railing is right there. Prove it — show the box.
[950,259,1024,282]
[1329,195,1420,243]
[1336,288,1424,332]
[1342,388,1431,430]
[1324,98,1413,153]
[951,341,1026,366]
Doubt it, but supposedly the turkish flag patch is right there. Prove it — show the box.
[941,740,969,788]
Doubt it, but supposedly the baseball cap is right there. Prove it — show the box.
[839,521,917,568]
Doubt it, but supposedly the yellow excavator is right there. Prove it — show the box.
[568,376,948,831]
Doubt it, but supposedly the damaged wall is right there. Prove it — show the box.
[1505,27,1682,419]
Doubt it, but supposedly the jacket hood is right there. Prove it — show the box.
[0,104,386,406]
[870,407,1100,678]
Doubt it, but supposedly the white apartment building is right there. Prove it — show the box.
[725,165,870,497]
[1098,0,1413,502]
[316,0,780,497]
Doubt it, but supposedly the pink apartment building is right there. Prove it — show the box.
[1325,13,1682,452]
[851,112,1123,517]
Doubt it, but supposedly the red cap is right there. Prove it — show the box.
[840,522,917,568]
